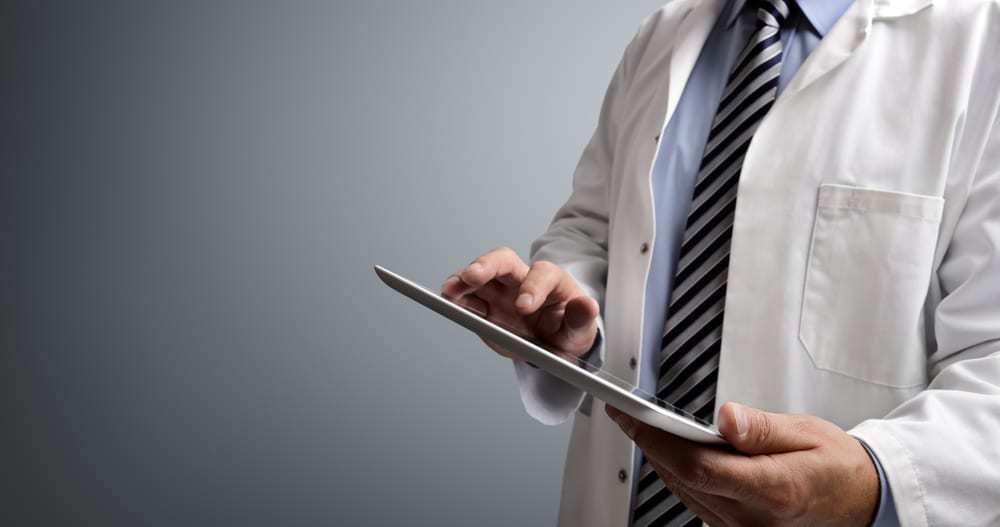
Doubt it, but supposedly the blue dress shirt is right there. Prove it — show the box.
[633,0,898,524]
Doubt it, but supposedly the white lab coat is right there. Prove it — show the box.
[513,0,1000,525]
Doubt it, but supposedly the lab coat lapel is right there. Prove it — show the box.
[784,0,934,96]
[783,0,875,95]
[871,0,934,18]
[664,0,727,122]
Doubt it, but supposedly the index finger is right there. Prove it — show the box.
[515,260,580,315]
[441,247,528,298]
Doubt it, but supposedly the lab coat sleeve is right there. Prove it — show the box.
[850,113,1000,527]
[511,29,638,426]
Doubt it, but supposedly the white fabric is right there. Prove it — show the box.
[513,1,1000,526]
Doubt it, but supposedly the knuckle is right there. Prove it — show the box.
[530,260,558,274]
[723,465,754,500]
[460,266,485,284]
[658,470,681,490]
[754,413,774,446]
[471,254,491,267]
[764,488,793,515]
[483,246,517,265]
[491,245,515,257]
[768,477,807,519]
[792,417,816,438]
[690,465,713,492]
[677,456,712,491]
[518,281,539,296]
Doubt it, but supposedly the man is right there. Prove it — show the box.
[441,0,1000,525]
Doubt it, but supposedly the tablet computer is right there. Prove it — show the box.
[374,264,725,445]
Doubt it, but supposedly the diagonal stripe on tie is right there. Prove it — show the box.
[632,1,791,525]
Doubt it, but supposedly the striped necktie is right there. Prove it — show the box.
[631,1,791,525]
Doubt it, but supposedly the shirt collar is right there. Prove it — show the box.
[725,0,855,37]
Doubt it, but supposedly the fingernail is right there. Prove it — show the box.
[731,403,749,437]
[468,263,483,273]
[516,293,533,309]
[443,276,460,287]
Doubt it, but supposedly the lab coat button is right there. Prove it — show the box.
[628,356,637,370]
[618,469,628,482]
[639,242,649,254]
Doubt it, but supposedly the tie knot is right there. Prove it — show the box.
[754,0,791,28]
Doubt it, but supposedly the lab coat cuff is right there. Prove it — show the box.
[850,422,928,527]
[512,316,605,426]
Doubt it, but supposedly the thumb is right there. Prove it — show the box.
[556,296,599,351]
[564,296,599,330]
[717,402,818,455]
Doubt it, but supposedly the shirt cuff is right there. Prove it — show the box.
[858,438,900,526]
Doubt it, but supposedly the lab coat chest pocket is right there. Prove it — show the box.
[799,184,944,388]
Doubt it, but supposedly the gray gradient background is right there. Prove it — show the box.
[1,1,666,525]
